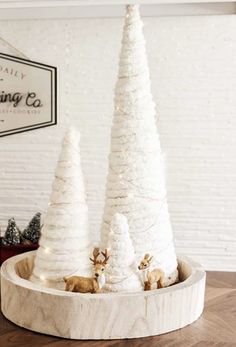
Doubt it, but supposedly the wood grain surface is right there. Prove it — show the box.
[1,253,205,339]
[0,271,236,347]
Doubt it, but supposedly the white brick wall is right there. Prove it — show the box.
[0,15,236,271]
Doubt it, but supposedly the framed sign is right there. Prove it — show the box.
[0,53,57,137]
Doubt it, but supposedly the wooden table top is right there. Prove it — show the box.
[0,271,235,347]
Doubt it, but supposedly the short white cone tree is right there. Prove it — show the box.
[30,127,91,289]
[101,5,178,286]
[105,213,142,292]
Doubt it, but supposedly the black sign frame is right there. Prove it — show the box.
[0,52,57,138]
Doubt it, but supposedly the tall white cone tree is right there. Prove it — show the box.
[105,213,142,292]
[31,127,91,289]
[101,5,178,285]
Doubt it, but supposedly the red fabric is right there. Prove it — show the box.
[0,238,38,265]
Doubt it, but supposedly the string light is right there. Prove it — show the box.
[44,247,51,254]
[100,4,178,288]
[31,127,92,285]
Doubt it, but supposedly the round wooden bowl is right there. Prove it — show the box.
[0,251,205,340]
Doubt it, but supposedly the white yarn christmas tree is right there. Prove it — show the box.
[30,127,91,289]
[105,213,142,292]
[101,5,178,285]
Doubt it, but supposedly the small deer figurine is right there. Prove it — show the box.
[138,253,165,291]
[64,248,109,293]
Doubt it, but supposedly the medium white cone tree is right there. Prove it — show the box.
[101,5,178,285]
[31,127,91,289]
[105,213,142,292]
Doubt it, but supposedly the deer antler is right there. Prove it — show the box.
[144,253,153,263]
[90,247,100,265]
[101,249,109,265]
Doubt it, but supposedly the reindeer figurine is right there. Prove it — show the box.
[64,248,109,293]
[138,253,165,291]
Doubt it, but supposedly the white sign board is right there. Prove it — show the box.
[0,53,57,137]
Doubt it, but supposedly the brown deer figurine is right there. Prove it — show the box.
[138,253,165,291]
[64,248,109,293]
